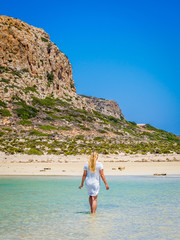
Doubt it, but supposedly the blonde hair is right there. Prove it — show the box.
[88,152,98,173]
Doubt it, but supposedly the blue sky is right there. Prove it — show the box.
[1,0,180,134]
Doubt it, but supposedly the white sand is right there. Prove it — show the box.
[0,152,180,176]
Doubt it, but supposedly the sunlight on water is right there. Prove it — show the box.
[0,176,180,240]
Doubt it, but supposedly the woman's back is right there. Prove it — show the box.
[84,161,103,183]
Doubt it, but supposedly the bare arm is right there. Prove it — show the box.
[100,169,109,190]
[79,170,87,189]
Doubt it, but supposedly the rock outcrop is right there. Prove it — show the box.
[0,15,75,100]
[0,15,124,119]
[80,95,124,119]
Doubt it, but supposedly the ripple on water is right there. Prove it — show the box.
[0,176,180,240]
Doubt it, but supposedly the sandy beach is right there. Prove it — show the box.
[0,152,180,176]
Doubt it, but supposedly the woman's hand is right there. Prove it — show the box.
[79,170,87,189]
[100,169,109,190]
[79,184,83,189]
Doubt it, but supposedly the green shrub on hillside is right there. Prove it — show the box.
[97,129,107,133]
[75,108,88,115]
[75,135,84,140]
[21,68,29,72]
[145,124,158,131]
[26,148,43,155]
[0,100,7,108]
[39,125,57,130]
[32,97,56,108]
[165,133,179,142]
[15,105,38,119]
[78,125,90,131]
[107,116,121,124]
[43,110,54,114]
[19,120,32,125]
[29,130,49,136]
[56,114,81,123]
[123,127,134,134]
[54,108,61,112]
[41,37,48,42]
[94,137,103,141]
[0,78,10,84]
[2,127,12,132]
[78,114,86,121]
[33,96,68,109]
[4,88,8,93]
[64,98,72,102]
[47,72,54,86]
[70,83,75,89]
[0,66,10,73]
[47,149,61,154]
[24,86,37,93]
[48,114,62,119]
[44,116,54,121]
[14,148,25,153]
[0,131,5,137]
[93,110,106,121]
[128,121,137,126]
[0,109,11,116]
[113,131,123,135]
[11,96,26,106]
[57,99,70,107]
[58,126,71,131]
[10,70,21,78]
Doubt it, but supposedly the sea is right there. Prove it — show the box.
[0,176,180,240]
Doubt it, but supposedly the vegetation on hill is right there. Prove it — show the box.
[0,95,179,155]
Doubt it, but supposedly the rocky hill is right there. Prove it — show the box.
[0,15,75,100]
[0,16,179,155]
[0,15,123,119]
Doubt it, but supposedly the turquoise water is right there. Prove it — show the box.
[0,176,180,240]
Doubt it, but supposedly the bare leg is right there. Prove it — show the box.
[89,196,92,212]
[91,195,97,214]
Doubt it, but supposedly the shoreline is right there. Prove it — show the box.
[0,152,180,176]
[1,174,180,178]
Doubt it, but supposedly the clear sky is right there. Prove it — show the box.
[1,0,180,134]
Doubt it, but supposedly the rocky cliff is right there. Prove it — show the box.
[80,95,124,119]
[0,15,123,119]
[0,16,75,100]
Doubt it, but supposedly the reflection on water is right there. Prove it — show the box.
[0,176,180,240]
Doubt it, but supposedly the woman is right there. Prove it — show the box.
[79,152,109,214]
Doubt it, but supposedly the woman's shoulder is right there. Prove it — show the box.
[96,161,102,164]
[96,161,103,168]
[83,161,89,170]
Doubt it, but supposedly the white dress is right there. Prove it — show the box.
[83,161,103,196]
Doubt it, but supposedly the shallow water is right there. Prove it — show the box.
[0,176,180,240]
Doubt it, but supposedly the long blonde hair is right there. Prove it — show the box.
[88,152,98,173]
